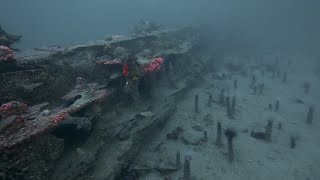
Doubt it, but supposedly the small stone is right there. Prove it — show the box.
[41,110,51,116]
[181,131,203,145]
[76,148,85,155]
[167,127,183,140]
[242,129,249,133]
[137,111,154,118]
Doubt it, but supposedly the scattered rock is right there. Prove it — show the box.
[76,148,86,156]
[166,127,183,140]
[250,130,266,140]
[40,110,51,116]
[181,131,203,145]
[292,98,304,104]
[242,128,249,133]
[212,72,229,80]
[137,111,154,118]
[192,125,204,132]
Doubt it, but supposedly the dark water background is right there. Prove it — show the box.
[0,0,319,53]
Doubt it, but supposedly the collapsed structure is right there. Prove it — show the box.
[0,26,215,179]
[0,25,21,48]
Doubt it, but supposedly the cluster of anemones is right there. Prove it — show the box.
[144,57,164,72]
[0,45,14,62]
[122,64,129,77]
[0,101,28,119]
[51,111,69,124]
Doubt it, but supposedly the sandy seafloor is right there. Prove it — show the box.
[130,58,320,180]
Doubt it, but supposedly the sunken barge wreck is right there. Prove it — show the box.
[0,27,215,179]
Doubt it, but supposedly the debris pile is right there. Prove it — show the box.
[0,81,110,152]
[0,27,197,179]
[0,25,21,47]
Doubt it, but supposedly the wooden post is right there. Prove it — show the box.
[195,94,199,113]
[226,97,232,118]
[215,122,222,147]
[233,79,238,89]
[265,120,273,142]
[176,151,181,169]
[275,99,280,112]
[231,95,236,115]
[307,106,314,124]
[184,157,190,180]
[208,94,212,107]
